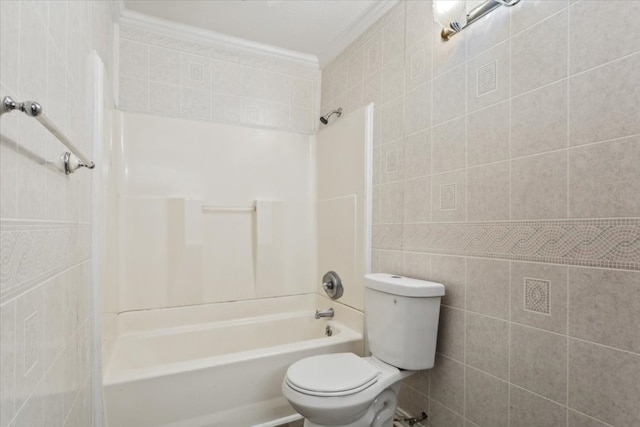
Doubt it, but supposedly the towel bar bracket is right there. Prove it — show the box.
[3,96,42,117]
[62,152,95,175]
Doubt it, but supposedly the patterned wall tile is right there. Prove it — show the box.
[119,22,320,134]
[403,219,640,271]
[524,278,550,314]
[0,220,91,304]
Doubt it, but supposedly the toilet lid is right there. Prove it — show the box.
[285,353,379,397]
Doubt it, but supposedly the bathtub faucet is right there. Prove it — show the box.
[315,308,334,319]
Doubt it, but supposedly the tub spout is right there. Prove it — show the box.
[315,308,334,319]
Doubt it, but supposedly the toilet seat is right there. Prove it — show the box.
[285,353,379,397]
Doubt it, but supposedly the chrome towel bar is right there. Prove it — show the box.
[1,95,95,174]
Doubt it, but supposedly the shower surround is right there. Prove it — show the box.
[321,1,640,426]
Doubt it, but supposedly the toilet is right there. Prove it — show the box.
[282,273,445,427]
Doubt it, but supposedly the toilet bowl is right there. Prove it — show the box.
[282,353,412,427]
[282,274,445,427]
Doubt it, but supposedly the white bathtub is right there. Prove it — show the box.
[103,294,363,427]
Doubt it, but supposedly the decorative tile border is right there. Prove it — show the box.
[0,220,91,303]
[402,219,640,271]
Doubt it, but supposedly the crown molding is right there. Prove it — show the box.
[318,0,400,67]
[116,7,320,69]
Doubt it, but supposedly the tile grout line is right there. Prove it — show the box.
[566,8,571,425]
[507,261,512,426]
[566,267,571,426]
[429,4,435,231]
[508,3,513,243]
[12,297,17,424]
[464,24,468,226]
[463,258,468,422]
[566,7,571,227]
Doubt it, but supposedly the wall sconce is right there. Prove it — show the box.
[434,0,521,41]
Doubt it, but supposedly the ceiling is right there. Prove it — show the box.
[124,0,396,66]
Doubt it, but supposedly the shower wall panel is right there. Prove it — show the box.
[109,112,316,313]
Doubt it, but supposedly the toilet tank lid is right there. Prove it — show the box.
[365,273,445,297]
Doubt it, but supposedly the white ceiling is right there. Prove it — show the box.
[124,0,396,66]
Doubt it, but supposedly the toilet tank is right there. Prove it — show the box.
[364,274,445,370]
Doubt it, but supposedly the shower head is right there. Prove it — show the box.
[320,107,343,125]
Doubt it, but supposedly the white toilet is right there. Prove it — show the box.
[282,273,445,427]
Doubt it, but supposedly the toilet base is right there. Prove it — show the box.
[301,385,399,427]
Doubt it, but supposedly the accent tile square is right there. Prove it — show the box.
[467,41,510,112]
[439,183,456,210]
[189,63,204,82]
[380,141,404,183]
[524,278,550,314]
[477,60,497,96]
[432,171,466,222]
[386,150,399,173]
[511,262,568,334]
[366,37,382,72]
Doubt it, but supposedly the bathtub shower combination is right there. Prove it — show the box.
[103,85,372,425]
[103,295,363,427]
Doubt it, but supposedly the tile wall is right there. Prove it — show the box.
[117,21,320,134]
[0,1,114,426]
[322,1,640,426]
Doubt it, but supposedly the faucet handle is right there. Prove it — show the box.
[321,271,343,300]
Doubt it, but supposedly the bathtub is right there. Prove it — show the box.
[102,294,363,427]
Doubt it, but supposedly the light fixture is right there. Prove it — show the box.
[433,0,521,41]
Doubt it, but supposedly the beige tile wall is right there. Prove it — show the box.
[322,1,640,425]
[117,22,320,135]
[0,0,114,426]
